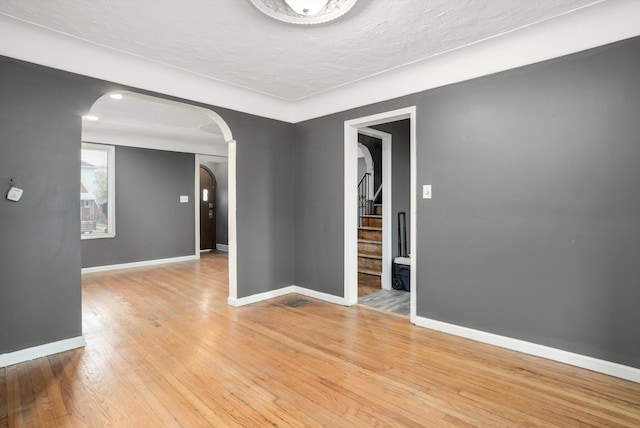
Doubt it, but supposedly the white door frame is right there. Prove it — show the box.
[196,154,228,253]
[187,109,237,305]
[344,107,417,323]
[358,127,392,291]
[195,140,237,303]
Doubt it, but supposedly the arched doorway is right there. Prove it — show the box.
[82,90,238,302]
[199,165,217,251]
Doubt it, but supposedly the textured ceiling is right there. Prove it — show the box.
[0,0,604,101]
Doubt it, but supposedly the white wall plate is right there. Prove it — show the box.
[6,186,23,202]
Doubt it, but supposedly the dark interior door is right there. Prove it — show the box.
[199,165,216,251]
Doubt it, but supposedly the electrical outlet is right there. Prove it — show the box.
[422,185,432,199]
[6,186,23,202]
[180,195,189,203]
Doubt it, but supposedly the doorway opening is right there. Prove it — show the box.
[199,164,217,252]
[356,127,392,293]
[344,107,417,323]
[82,91,239,303]
[197,155,230,254]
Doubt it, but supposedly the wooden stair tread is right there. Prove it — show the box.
[358,254,382,260]
[358,268,382,276]
[358,226,382,231]
[360,215,382,219]
[358,239,382,244]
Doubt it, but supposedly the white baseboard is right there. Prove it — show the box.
[81,255,198,274]
[0,336,85,368]
[292,285,347,306]
[226,285,640,383]
[227,285,346,307]
[216,244,229,252]
[228,286,295,307]
[415,316,640,384]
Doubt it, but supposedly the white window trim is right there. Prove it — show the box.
[81,142,116,240]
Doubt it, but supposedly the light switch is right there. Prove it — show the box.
[180,195,189,203]
[422,185,432,199]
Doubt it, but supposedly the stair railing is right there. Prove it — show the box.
[357,173,371,226]
[373,184,382,206]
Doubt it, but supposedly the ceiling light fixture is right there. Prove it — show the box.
[284,0,328,16]
[83,115,99,121]
[109,93,123,100]
[249,0,358,25]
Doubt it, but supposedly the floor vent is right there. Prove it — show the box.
[285,299,311,307]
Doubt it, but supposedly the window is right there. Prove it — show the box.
[81,143,115,239]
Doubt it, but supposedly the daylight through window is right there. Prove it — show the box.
[81,143,115,239]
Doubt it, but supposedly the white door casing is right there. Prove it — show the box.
[344,107,417,323]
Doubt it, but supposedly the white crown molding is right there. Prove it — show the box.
[292,0,640,122]
[2,0,640,124]
[0,336,85,368]
[0,13,294,123]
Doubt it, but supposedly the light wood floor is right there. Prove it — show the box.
[2,252,640,427]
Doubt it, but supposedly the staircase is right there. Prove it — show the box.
[358,204,382,287]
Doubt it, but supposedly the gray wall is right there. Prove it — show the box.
[218,110,294,297]
[293,37,640,368]
[203,160,229,246]
[0,55,293,354]
[4,35,639,370]
[372,120,411,259]
[0,60,92,353]
[82,147,195,268]
[293,119,345,295]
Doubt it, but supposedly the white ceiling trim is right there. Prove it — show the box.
[0,13,294,122]
[294,0,640,122]
[1,0,640,124]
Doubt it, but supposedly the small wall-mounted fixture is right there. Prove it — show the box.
[6,179,23,202]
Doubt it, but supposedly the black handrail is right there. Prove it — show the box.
[357,172,370,189]
[357,173,371,226]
